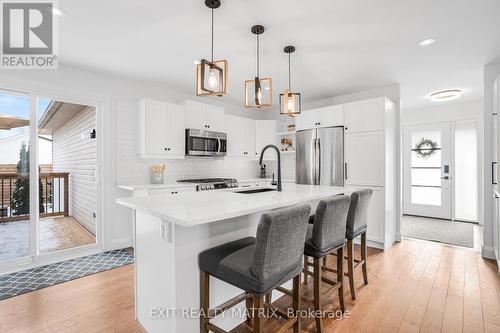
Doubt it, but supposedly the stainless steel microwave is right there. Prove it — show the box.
[185,129,227,157]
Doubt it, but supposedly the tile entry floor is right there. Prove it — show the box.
[0,216,95,262]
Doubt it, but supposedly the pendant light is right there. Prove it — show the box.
[244,25,272,108]
[279,46,301,116]
[196,0,228,97]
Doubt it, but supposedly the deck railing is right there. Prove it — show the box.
[0,172,69,222]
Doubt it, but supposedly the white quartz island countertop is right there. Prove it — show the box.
[116,183,351,227]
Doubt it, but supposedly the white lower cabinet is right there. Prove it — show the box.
[345,185,389,249]
[149,187,196,196]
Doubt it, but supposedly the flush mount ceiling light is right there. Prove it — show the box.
[430,89,463,102]
[279,46,301,117]
[419,38,436,46]
[196,0,228,97]
[244,25,272,108]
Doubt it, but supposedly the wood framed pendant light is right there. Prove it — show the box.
[196,0,228,97]
[244,25,272,108]
[279,45,301,116]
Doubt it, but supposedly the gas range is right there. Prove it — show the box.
[177,178,239,191]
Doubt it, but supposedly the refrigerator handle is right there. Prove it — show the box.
[316,138,321,184]
[312,138,317,185]
[344,163,348,180]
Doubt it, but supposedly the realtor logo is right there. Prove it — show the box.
[1,1,58,69]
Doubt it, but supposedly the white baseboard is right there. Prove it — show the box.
[353,237,384,250]
[104,237,133,251]
[481,245,496,260]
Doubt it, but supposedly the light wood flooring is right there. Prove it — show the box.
[0,238,499,333]
[0,216,95,261]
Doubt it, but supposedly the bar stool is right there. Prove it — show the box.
[344,189,372,300]
[302,195,351,333]
[198,204,311,333]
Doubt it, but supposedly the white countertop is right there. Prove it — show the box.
[116,183,352,227]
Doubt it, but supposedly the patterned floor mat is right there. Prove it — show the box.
[0,249,134,300]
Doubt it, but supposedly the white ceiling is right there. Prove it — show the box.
[57,0,500,109]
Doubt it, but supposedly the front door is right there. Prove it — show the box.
[403,123,451,219]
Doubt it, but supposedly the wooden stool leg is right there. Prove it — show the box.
[303,256,309,285]
[337,246,345,312]
[347,239,356,300]
[265,292,272,304]
[246,293,253,328]
[293,274,301,333]
[361,232,368,284]
[313,258,323,333]
[253,295,264,333]
[323,256,327,266]
[200,271,210,333]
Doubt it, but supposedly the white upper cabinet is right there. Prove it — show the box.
[225,115,255,158]
[295,105,344,131]
[255,120,277,160]
[345,131,385,186]
[137,98,185,159]
[344,97,385,133]
[184,100,225,132]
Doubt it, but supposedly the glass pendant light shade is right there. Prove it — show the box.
[245,77,272,108]
[196,59,227,96]
[280,45,301,116]
[279,90,301,116]
[244,25,272,108]
[195,0,227,97]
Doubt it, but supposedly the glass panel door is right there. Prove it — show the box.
[404,123,451,219]
[0,90,31,262]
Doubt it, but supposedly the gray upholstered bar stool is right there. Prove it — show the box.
[302,195,351,333]
[344,189,372,300]
[198,204,311,333]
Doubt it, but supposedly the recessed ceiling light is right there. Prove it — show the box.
[419,38,436,47]
[430,89,463,102]
[51,7,65,16]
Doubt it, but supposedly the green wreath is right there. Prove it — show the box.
[414,138,438,158]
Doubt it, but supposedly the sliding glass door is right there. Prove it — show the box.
[0,88,98,269]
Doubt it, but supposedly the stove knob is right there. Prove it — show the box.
[200,185,206,190]
[210,185,215,190]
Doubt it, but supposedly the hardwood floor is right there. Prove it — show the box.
[0,238,498,333]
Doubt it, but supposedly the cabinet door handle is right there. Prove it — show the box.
[493,162,498,185]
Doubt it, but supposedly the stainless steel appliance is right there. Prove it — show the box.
[177,178,238,191]
[296,126,344,186]
[185,129,227,157]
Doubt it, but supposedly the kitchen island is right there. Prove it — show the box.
[116,183,353,333]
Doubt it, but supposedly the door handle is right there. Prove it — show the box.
[441,176,449,180]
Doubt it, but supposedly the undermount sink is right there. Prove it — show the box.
[233,188,277,194]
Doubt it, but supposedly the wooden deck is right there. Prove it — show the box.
[0,216,95,261]
[0,238,498,332]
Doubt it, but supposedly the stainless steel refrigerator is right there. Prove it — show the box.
[296,126,344,186]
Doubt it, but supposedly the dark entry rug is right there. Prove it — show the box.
[0,249,134,301]
[401,216,474,248]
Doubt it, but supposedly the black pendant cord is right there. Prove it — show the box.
[288,52,291,91]
[211,8,214,62]
[256,34,260,78]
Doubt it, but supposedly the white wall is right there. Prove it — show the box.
[52,107,97,234]
[401,99,482,125]
[483,60,500,259]
[0,65,268,251]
